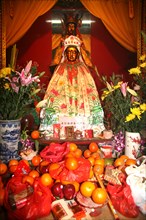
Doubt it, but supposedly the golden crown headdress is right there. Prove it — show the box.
[63,13,82,27]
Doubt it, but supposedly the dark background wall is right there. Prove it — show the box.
[6,9,137,95]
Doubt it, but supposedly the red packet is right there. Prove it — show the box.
[53,124,60,138]
[84,130,93,138]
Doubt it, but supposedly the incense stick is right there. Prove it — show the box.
[95,172,120,220]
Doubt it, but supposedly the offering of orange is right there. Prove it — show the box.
[8,159,19,167]
[89,142,99,153]
[40,173,53,187]
[92,187,107,204]
[0,163,8,175]
[65,157,79,170]
[31,155,41,166]
[80,181,96,197]
[69,143,78,152]
[31,130,40,139]
[22,175,34,186]
[29,170,40,179]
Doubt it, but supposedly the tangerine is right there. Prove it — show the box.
[114,158,125,167]
[92,187,107,204]
[93,164,104,175]
[8,159,19,167]
[22,175,34,186]
[94,158,104,166]
[125,158,136,166]
[80,181,96,197]
[31,130,40,139]
[31,155,41,166]
[74,148,82,158]
[9,165,18,174]
[89,142,99,152]
[69,143,78,152]
[0,163,7,175]
[89,167,94,179]
[29,170,40,179]
[49,163,60,172]
[120,155,129,161]
[83,149,91,158]
[88,157,95,166]
[40,173,53,187]
[65,157,79,170]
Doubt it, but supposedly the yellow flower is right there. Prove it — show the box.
[139,54,146,61]
[125,113,136,122]
[140,103,146,112]
[140,62,146,68]
[4,83,10,90]
[128,67,141,75]
[130,107,141,120]
[0,67,12,78]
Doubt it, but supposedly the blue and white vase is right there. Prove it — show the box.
[0,119,21,163]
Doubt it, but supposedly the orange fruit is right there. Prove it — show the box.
[0,188,5,206]
[114,158,125,167]
[125,158,136,166]
[92,188,107,204]
[0,163,7,175]
[83,149,91,158]
[65,157,79,170]
[80,181,96,197]
[8,159,19,167]
[49,163,60,172]
[65,152,74,158]
[74,148,82,158]
[29,170,40,179]
[88,157,95,166]
[94,158,104,166]
[9,165,18,174]
[91,152,101,159]
[40,173,53,187]
[31,130,40,139]
[72,181,80,192]
[89,167,94,179]
[89,142,99,152]
[40,160,50,167]
[120,155,129,161]
[22,175,34,186]
[69,143,78,152]
[31,155,41,166]
[93,164,104,175]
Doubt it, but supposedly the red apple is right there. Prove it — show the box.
[51,182,64,199]
[63,184,75,200]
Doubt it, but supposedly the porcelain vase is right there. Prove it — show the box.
[125,131,141,159]
[0,119,21,163]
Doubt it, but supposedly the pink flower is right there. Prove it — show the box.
[120,82,128,97]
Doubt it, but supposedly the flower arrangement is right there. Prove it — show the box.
[0,60,45,120]
[128,53,146,102]
[101,74,146,134]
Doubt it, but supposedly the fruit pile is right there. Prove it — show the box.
[0,134,139,219]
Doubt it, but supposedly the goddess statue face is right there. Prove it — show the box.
[65,46,79,62]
